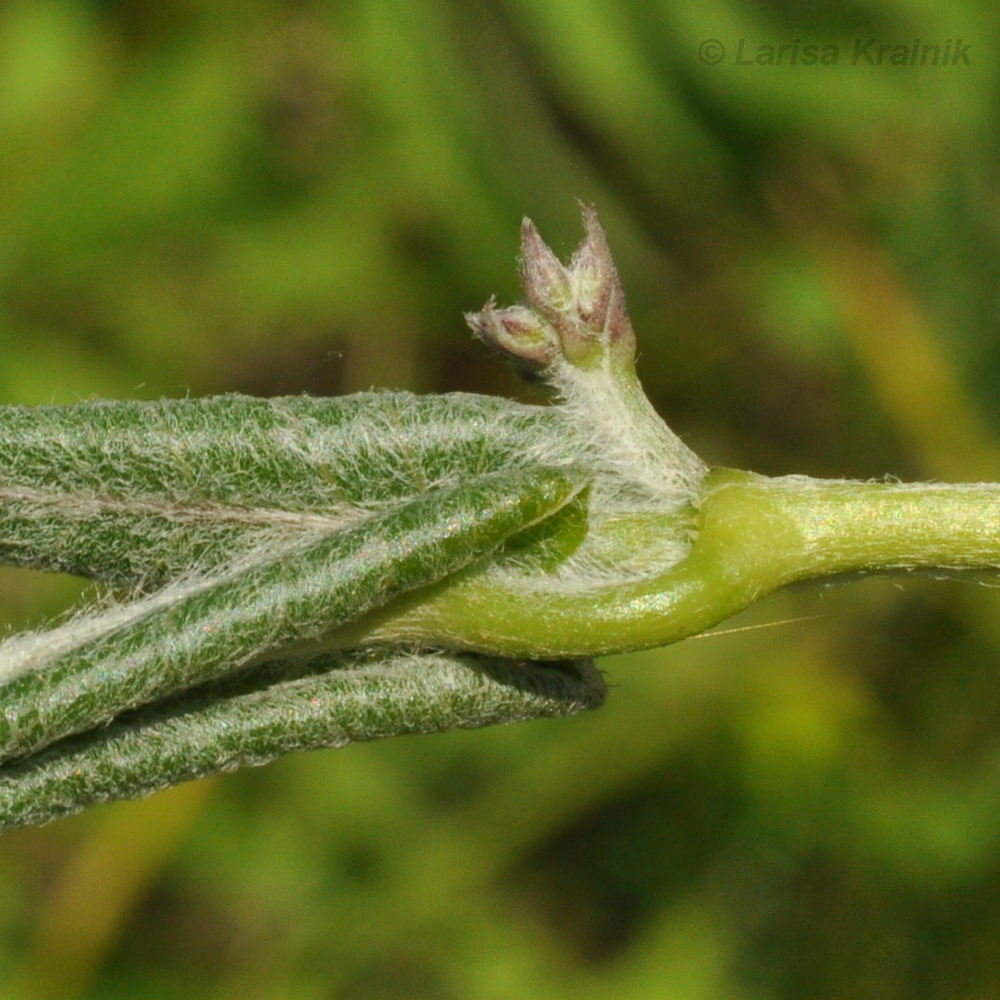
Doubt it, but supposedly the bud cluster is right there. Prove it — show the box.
[466,205,636,372]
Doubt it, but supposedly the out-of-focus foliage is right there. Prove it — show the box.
[2,1,1000,997]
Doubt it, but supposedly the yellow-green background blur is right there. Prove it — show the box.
[2,2,1000,997]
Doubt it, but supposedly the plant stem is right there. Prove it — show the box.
[338,469,1000,657]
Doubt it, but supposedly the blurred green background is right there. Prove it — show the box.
[2,1,1000,997]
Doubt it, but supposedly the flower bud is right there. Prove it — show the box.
[467,205,636,374]
[520,218,573,316]
[464,297,559,368]
[466,205,707,511]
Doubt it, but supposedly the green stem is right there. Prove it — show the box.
[340,469,1000,657]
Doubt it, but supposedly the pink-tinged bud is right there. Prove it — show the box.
[468,207,704,511]
[465,297,558,368]
[469,206,636,374]
[520,218,573,315]
[568,204,635,357]
[568,206,609,315]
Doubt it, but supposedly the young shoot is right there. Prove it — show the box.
[2,206,999,831]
